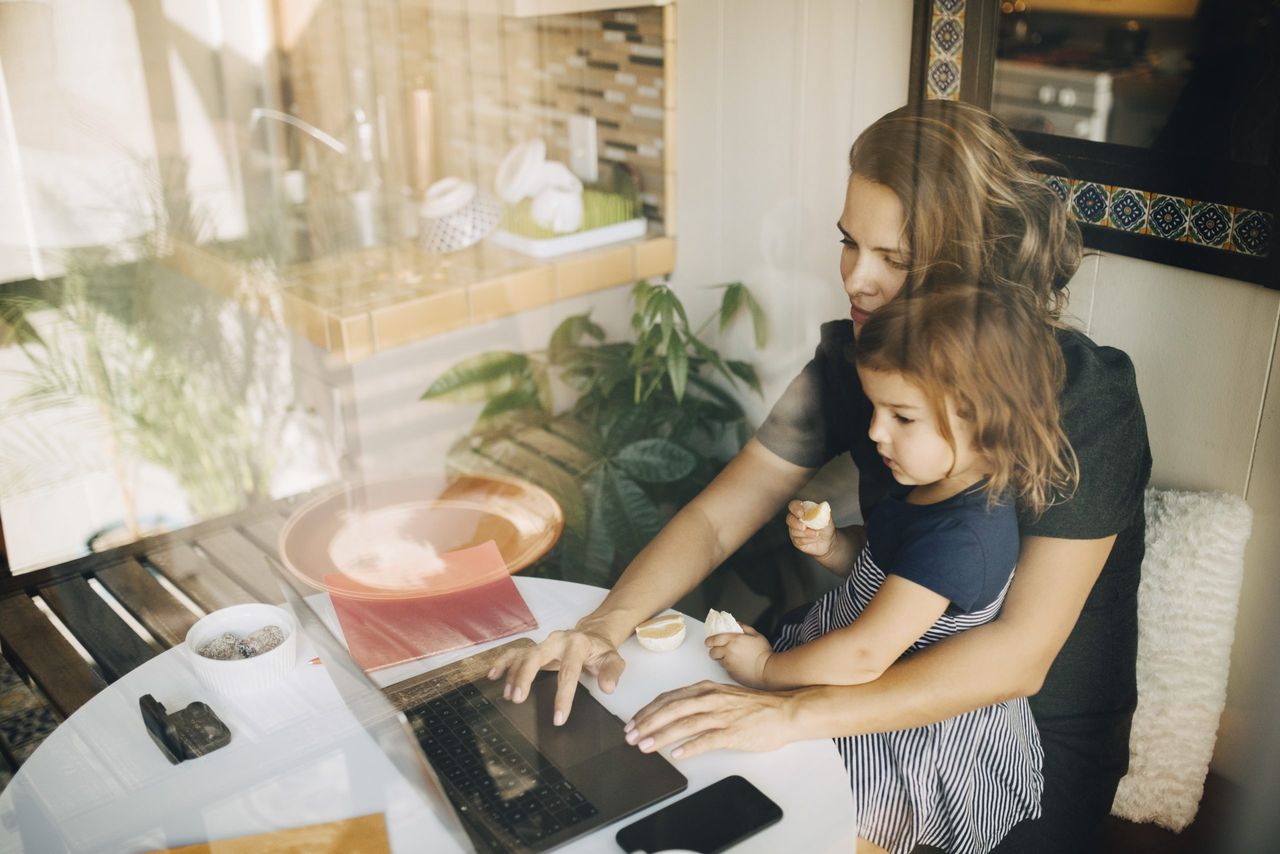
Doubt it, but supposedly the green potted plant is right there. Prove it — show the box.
[422,280,795,616]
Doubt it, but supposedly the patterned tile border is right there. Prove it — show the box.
[1045,175,1272,258]
[926,0,964,101]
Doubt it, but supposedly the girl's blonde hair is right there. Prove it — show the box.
[854,287,1078,517]
[849,100,1081,321]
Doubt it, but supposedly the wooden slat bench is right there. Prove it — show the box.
[0,493,306,776]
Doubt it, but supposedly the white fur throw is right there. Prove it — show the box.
[1110,488,1252,831]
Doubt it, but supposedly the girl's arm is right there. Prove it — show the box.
[763,575,948,688]
[627,534,1115,756]
[710,574,947,689]
[491,439,817,723]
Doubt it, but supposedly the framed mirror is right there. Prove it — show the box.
[908,0,1278,288]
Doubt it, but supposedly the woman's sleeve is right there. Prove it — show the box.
[1022,339,1152,539]
[754,321,856,468]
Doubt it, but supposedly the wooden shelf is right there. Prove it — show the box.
[504,0,671,18]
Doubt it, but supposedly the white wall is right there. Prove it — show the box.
[1072,254,1280,791]
[671,0,913,422]
[668,0,1279,795]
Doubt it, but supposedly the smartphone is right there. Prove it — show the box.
[615,775,783,853]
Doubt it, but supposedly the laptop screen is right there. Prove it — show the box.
[267,554,477,853]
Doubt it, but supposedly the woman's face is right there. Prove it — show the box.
[839,175,911,333]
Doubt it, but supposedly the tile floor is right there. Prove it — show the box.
[0,655,60,793]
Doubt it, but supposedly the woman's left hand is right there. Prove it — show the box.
[623,680,798,759]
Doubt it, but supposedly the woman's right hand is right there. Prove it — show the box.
[786,499,835,559]
[486,626,627,726]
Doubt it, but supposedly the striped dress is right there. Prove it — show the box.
[775,542,1043,854]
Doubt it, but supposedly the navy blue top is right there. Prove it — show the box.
[868,486,1019,614]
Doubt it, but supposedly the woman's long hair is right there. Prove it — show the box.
[850,100,1081,321]
[854,287,1079,517]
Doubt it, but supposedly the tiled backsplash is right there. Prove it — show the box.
[406,4,671,228]
[282,2,672,230]
[253,2,678,361]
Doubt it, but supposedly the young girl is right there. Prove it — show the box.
[710,285,1079,854]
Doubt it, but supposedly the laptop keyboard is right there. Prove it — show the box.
[403,668,600,849]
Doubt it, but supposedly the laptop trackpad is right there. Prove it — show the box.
[485,672,626,768]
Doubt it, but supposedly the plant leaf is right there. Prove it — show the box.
[477,387,542,421]
[548,313,605,364]
[745,287,768,348]
[666,342,688,403]
[718,282,744,333]
[529,362,553,412]
[583,468,617,580]
[421,351,531,402]
[612,438,696,483]
[605,467,665,550]
[688,336,733,385]
[726,360,763,396]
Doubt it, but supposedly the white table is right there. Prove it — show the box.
[0,578,855,852]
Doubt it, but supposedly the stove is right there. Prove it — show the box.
[992,58,1117,141]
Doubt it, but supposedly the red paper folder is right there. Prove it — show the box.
[325,541,538,671]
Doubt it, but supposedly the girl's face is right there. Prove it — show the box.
[859,367,987,492]
[839,175,911,333]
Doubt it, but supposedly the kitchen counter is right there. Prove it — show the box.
[166,234,675,363]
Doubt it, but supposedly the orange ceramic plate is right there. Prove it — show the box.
[278,473,564,600]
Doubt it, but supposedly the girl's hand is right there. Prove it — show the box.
[787,499,835,559]
[707,624,774,688]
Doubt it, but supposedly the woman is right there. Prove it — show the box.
[490,101,1152,853]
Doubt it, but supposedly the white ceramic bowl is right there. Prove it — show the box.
[419,177,503,254]
[185,603,299,695]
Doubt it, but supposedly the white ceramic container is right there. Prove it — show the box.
[184,603,299,695]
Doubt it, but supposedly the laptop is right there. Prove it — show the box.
[267,556,688,853]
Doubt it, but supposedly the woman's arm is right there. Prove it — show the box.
[491,438,817,723]
[626,534,1116,756]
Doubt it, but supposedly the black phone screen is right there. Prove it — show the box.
[615,775,783,853]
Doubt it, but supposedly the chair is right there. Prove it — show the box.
[1110,487,1253,831]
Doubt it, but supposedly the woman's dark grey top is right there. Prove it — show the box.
[755,320,1153,724]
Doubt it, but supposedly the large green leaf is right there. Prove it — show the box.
[583,468,617,581]
[604,466,665,552]
[666,341,689,403]
[420,351,531,402]
[612,438,696,483]
[477,387,543,421]
[601,403,660,452]
[716,282,768,348]
[718,283,744,333]
[548,313,605,365]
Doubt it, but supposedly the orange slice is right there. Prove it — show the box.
[635,613,687,652]
[800,500,831,530]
